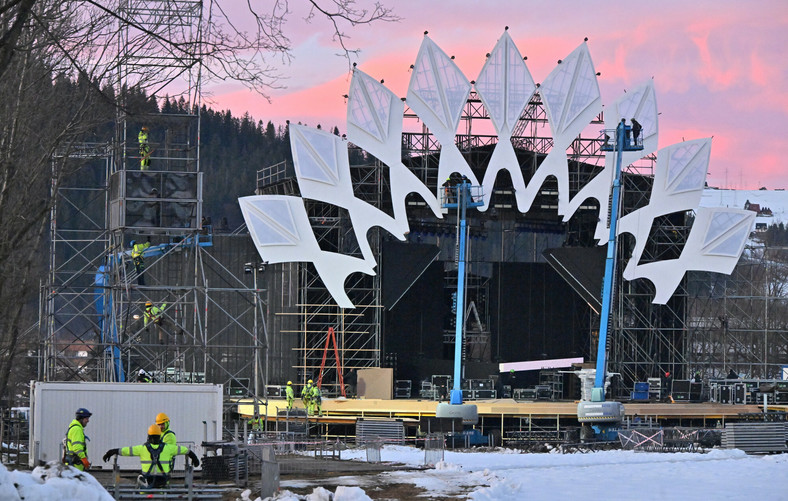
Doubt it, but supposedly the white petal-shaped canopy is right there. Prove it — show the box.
[626,207,754,304]
[239,195,375,308]
[407,36,471,135]
[540,43,601,137]
[475,30,536,137]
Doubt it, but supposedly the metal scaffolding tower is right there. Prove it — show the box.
[40,1,270,403]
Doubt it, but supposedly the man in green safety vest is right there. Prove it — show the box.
[144,301,168,344]
[310,382,322,416]
[285,381,295,411]
[247,415,264,430]
[301,380,313,414]
[103,424,199,488]
[156,412,176,446]
[131,238,151,286]
[63,408,92,471]
[139,126,151,169]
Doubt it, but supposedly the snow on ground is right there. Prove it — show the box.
[3,446,786,500]
[0,461,113,501]
[272,445,788,501]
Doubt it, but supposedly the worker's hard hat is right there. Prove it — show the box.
[287,381,292,385]
[130,240,136,246]
[75,408,92,419]
[141,126,149,131]
[145,301,152,307]
[155,412,169,425]
[307,379,313,384]
[147,424,161,436]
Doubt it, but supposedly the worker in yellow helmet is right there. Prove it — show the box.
[301,379,313,414]
[310,381,323,416]
[156,412,176,446]
[139,126,151,169]
[285,381,295,411]
[104,424,198,488]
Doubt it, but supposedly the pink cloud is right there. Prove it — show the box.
[208,2,787,193]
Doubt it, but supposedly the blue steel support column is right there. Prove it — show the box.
[592,120,627,400]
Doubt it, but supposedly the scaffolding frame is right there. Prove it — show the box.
[40,1,271,406]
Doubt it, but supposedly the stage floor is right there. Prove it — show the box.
[237,397,767,423]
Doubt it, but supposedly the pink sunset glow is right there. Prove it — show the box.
[209,1,788,190]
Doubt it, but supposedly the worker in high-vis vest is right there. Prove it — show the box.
[285,381,295,410]
[63,408,92,471]
[103,424,199,488]
[156,412,176,446]
[301,380,313,413]
[144,301,168,344]
[131,239,151,286]
[310,382,323,416]
[139,126,151,169]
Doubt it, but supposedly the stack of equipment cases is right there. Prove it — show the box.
[538,371,564,400]
[775,381,788,403]
[467,379,496,399]
[647,378,661,400]
[395,380,411,398]
[535,385,552,400]
[745,381,759,404]
[733,382,746,404]
[419,381,437,400]
[718,384,732,404]
[265,385,283,397]
[514,388,536,401]
[630,382,649,401]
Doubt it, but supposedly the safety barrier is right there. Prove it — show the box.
[721,422,788,454]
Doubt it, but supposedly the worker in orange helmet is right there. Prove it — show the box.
[156,412,176,446]
[103,424,198,488]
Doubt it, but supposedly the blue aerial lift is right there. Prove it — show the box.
[435,179,484,425]
[577,119,643,438]
[95,230,213,382]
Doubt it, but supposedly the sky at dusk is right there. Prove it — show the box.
[208,0,788,191]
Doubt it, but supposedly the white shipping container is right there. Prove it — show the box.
[30,382,223,470]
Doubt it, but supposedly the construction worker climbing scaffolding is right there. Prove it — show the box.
[144,301,168,344]
[139,126,151,169]
[131,238,151,286]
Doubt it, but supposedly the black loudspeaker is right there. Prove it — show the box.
[690,382,702,402]
[672,379,690,400]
